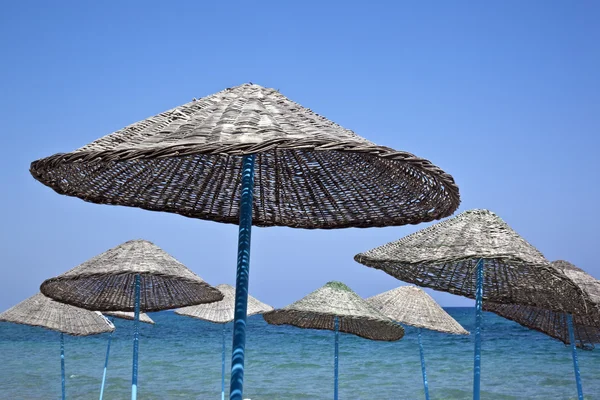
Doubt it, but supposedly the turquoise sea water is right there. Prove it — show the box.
[0,308,598,399]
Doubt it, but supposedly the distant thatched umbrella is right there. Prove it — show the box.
[30,83,460,400]
[264,281,404,400]
[99,311,155,400]
[40,239,223,400]
[176,284,272,400]
[0,293,114,400]
[354,209,586,400]
[484,260,600,399]
[367,286,468,399]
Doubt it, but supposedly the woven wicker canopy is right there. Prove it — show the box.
[263,281,404,341]
[484,261,600,349]
[30,83,460,229]
[40,239,223,312]
[104,311,155,325]
[367,286,468,335]
[175,284,273,323]
[354,209,585,313]
[0,293,115,336]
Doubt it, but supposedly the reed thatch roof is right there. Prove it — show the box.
[40,239,223,312]
[484,260,600,349]
[103,311,155,325]
[366,286,468,335]
[263,281,404,341]
[30,83,460,229]
[174,284,273,323]
[0,293,115,336]
[355,209,586,314]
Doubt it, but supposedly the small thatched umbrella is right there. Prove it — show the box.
[39,239,223,400]
[0,293,114,400]
[98,311,155,400]
[30,83,460,400]
[367,286,468,399]
[175,284,273,400]
[264,281,404,400]
[484,260,600,399]
[354,209,587,400]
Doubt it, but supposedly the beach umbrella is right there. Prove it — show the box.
[366,286,469,399]
[0,292,115,400]
[98,311,154,400]
[484,260,600,400]
[175,284,273,400]
[354,209,587,400]
[263,281,404,400]
[39,239,223,400]
[29,83,460,400]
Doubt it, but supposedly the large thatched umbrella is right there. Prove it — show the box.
[39,239,223,400]
[354,209,587,400]
[30,83,460,400]
[175,284,273,400]
[0,293,115,400]
[367,286,468,399]
[264,281,404,400]
[99,311,155,400]
[484,260,600,400]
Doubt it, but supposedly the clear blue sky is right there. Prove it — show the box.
[0,1,598,310]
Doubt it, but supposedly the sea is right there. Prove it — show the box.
[0,308,598,399]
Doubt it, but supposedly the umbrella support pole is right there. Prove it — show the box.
[60,332,65,400]
[230,154,256,400]
[99,319,114,400]
[567,314,584,400]
[131,274,141,400]
[222,324,226,400]
[473,258,484,400]
[418,328,430,400]
[334,316,339,400]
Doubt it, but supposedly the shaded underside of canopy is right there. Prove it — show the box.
[355,209,586,314]
[367,286,468,335]
[0,293,114,336]
[175,283,273,323]
[30,83,460,229]
[263,281,404,341]
[104,311,155,324]
[40,239,223,312]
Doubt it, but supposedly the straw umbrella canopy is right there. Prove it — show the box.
[264,281,404,341]
[367,286,468,335]
[40,239,223,312]
[0,293,114,400]
[29,83,460,400]
[0,292,114,336]
[104,311,155,325]
[484,261,600,348]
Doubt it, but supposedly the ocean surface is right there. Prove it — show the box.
[0,308,598,399]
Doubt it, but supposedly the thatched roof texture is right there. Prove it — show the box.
[175,284,273,323]
[355,209,586,313]
[30,83,460,229]
[367,286,468,335]
[263,281,404,341]
[40,239,223,312]
[0,293,115,336]
[103,311,155,325]
[484,261,600,348]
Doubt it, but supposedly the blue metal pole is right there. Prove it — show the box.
[473,258,484,400]
[230,154,256,400]
[60,332,65,400]
[418,328,430,400]
[131,274,141,400]
[99,318,114,400]
[567,314,584,400]
[222,324,226,400]
[334,316,339,400]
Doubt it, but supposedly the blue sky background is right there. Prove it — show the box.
[0,1,598,310]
